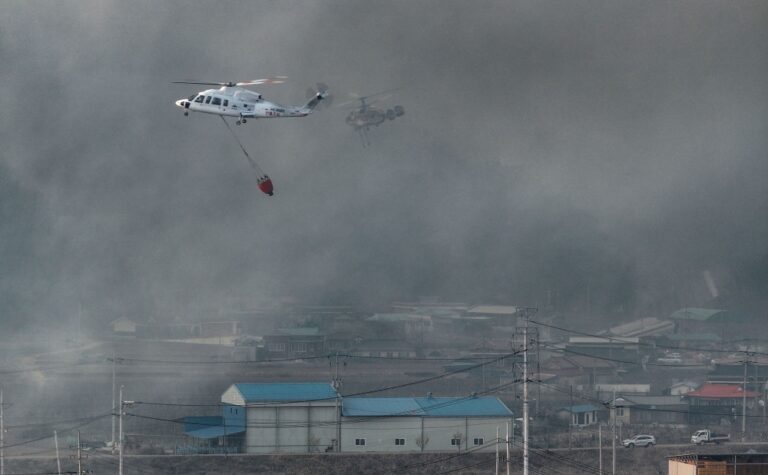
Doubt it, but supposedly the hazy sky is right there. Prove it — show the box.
[1,0,766,327]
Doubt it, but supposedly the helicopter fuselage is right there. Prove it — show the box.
[175,86,316,120]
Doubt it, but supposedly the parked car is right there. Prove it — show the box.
[622,434,656,448]
[691,429,729,445]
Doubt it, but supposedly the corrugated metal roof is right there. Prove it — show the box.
[467,306,519,315]
[343,398,423,416]
[415,397,513,417]
[234,382,338,402]
[685,383,759,399]
[669,308,727,321]
[367,313,431,322]
[342,396,513,417]
[183,416,245,439]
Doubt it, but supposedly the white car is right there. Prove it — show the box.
[622,434,656,448]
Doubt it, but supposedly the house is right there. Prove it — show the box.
[263,328,325,356]
[684,383,759,425]
[609,395,688,425]
[557,404,603,427]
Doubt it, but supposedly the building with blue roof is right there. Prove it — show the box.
[340,395,513,453]
[182,382,513,454]
[217,382,340,454]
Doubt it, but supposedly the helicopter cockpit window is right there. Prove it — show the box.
[194,95,204,103]
[211,97,222,106]
[223,99,229,107]
[187,94,197,101]
[204,96,212,104]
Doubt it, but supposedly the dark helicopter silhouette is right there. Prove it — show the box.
[338,90,405,146]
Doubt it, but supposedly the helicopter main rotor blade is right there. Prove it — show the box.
[172,81,227,86]
[236,76,287,86]
[172,76,287,87]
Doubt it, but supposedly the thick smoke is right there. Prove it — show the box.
[0,0,766,329]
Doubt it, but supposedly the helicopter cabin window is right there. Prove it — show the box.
[211,97,221,106]
[223,100,228,107]
[194,95,204,103]
[204,96,212,104]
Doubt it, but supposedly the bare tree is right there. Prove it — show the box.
[415,434,430,452]
[452,432,465,452]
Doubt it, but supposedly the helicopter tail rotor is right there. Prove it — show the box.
[305,82,334,109]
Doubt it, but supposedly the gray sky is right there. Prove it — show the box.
[1,0,766,327]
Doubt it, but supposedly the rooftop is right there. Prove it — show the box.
[685,383,759,399]
[603,317,674,338]
[669,453,768,465]
[343,396,513,418]
[466,305,519,315]
[183,416,245,439]
[232,382,338,402]
[367,313,431,323]
[268,327,322,337]
[669,308,727,322]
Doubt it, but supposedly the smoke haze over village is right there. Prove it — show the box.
[1,0,766,326]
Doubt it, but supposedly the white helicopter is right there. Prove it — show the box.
[173,77,331,125]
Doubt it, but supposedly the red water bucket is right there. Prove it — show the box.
[257,176,274,196]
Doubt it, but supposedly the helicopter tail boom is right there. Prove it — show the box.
[302,91,328,113]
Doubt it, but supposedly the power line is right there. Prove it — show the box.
[0,414,110,451]
[133,350,522,408]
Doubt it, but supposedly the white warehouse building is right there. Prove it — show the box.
[183,382,513,454]
[341,396,514,452]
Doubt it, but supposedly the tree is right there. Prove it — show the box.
[452,432,465,452]
[415,434,429,452]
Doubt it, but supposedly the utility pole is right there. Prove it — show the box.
[522,311,530,475]
[76,431,82,475]
[743,355,749,442]
[612,390,616,475]
[54,430,61,475]
[119,385,124,475]
[506,421,510,475]
[331,352,343,453]
[598,424,602,475]
[111,353,117,453]
[495,426,499,475]
[118,386,134,475]
[569,384,573,462]
[1,389,5,475]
